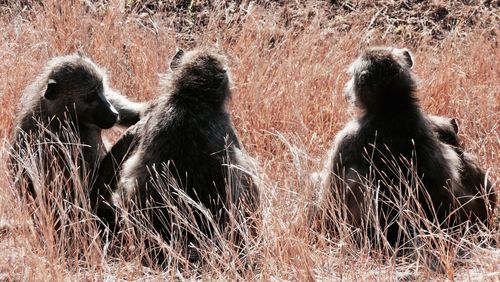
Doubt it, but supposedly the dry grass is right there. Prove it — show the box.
[0,0,498,280]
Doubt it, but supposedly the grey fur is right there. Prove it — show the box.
[100,48,259,264]
[10,52,146,202]
[427,115,496,224]
[317,47,459,247]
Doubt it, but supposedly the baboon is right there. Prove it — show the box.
[318,47,461,247]
[427,115,496,224]
[10,52,146,213]
[105,48,259,264]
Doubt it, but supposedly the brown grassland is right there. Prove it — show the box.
[0,0,498,280]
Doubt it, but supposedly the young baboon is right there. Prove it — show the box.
[427,115,496,224]
[109,48,260,264]
[427,115,460,147]
[318,47,461,248]
[10,52,146,212]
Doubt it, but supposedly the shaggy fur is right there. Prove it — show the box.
[427,115,496,224]
[318,47,459,247]
[98,48,259,265]
[10,52,146,208]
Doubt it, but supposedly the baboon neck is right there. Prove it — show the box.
[169,91,226,113]
[364,89,418,116]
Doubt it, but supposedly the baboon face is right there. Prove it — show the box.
[169,48,230,106]
[43,54,118,129]
[344,47,414,109]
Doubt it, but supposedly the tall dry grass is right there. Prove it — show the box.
[0,0,498,280]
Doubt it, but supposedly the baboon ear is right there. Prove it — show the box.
[402,49,413,69]
[76,50,87,58]
[170,49,185,70]
[450,118,459,134]
[43,79,58,100]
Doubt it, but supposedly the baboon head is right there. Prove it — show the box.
[167,48,231,108]
[344,47,416,110]
[43,52,118,129]
[428,115,460,147]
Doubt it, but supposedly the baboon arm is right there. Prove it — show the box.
[106,89,148,127]
[91,125,140,210]
[90,124,141,230]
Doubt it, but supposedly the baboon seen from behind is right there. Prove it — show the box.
[106,48,259,264]
[318,47,460,248]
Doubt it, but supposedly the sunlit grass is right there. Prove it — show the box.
[0,0,497,280]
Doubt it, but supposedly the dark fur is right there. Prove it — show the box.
[91,117,145,232]
[319,47,458,247]
[102,48,259,264]
[427,115,496,224]
[10,52,146,210]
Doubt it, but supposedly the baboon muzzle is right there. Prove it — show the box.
[95,91,118,129]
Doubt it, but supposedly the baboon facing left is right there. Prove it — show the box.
[10,52,146,217]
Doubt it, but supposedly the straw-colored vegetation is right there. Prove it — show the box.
[0,0,498,280]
